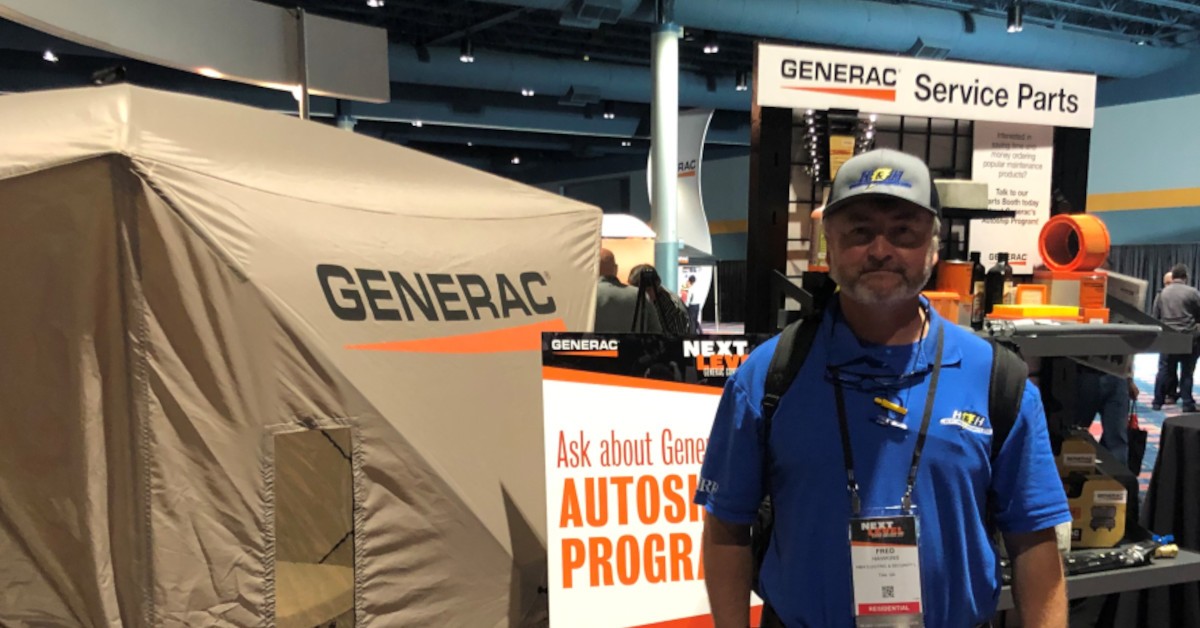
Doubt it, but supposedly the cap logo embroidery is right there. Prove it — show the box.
[849,167,913,190]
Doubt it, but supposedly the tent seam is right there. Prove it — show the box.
[129,157,599,221]
[113,155,159,627]
[259,431,278,628]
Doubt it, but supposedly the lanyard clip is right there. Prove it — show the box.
[850,484,862,517]
[901,490,914,514]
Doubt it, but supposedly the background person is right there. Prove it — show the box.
[628,264,691,336]
[594,248,661,333]
[1152,264,1200,412]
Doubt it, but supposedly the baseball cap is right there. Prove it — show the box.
[823,149,939,218]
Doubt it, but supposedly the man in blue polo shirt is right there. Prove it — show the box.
[696,149,1070,628]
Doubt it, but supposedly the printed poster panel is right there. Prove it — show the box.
[543,333,769,627]
[970,121,1054,275]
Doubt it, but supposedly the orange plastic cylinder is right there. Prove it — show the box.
[1038,214,1111,272]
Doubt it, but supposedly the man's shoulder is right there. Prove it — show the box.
[596,278,636,298]
[936,313,996,367]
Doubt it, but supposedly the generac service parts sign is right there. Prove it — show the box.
[756,44,1096,129]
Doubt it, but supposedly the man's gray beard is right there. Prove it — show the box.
[830,263,934,306]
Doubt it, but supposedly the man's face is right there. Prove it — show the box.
[825,199,937,306]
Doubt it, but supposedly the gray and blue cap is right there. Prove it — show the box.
[823,149,940,218]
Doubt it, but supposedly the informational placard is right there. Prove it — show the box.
[970,122,1054,274]
[543,334,767,627]
[756,43,1096,128]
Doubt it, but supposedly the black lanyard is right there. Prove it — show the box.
[830,322,945,517]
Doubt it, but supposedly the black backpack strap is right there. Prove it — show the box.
[987,339,1028,461]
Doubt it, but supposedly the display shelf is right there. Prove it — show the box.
[982,322,1192,358]
[996,548,1200,611]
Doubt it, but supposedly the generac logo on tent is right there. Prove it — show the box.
[317,264,565,354]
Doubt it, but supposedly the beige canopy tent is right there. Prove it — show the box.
[0,85,601,626]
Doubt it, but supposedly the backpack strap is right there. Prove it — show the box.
[987,339,1028,461]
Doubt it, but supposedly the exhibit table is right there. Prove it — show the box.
[996,548,1200,611]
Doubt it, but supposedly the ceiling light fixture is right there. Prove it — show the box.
[603,101,615,120]
[42,50,59,63]
[702,31,719,54]
[459,37,475,63]
[411,120,423,127]
[521,88,535,97]
[735,71,748,92]
[366,0,384,7]
[1007,2,1023,33]
[467,141,473,147]
[198,67,223,78]
[511,155,521,165]
[621,140,632,147]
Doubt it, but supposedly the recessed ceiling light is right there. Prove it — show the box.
[198,67,223,78]
[411,120,423,127]
[42,50,58,63]
[511,155,521,165]
[366,0,384,7]
[521,88,535,97]
[621,140,632,147]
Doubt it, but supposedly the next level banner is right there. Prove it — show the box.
[542,333,768,627]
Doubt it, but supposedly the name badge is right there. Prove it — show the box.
[849,511,924,628]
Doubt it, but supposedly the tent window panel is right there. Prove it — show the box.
[274,428,355,628]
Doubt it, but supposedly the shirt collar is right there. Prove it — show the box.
[824,295,961,374]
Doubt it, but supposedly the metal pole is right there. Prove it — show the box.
[651,12,681,293]
[296,8,310,120]
[713,264,721,332]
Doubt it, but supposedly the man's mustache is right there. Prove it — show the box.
[859,265,906,274]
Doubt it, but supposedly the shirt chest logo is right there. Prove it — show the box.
[939,410,992,435]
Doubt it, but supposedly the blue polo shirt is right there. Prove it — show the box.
[695,300,1070,627]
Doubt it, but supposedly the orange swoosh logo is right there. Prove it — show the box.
[552,350,619,358]
[678,171,697,178]
[783,86,897,102]
[347,318,566,354]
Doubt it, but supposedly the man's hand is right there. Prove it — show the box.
[1128,377,1140,400]
[1004,527,1067,628]
[702,512,754,628]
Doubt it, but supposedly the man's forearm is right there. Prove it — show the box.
[1005,528,1067,628]
[702,513,754,628]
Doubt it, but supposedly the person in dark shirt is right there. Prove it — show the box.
[1152,264,1200,411]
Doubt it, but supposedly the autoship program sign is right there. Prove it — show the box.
[542,333,767,627]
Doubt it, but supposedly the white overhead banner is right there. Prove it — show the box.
[970,122,1055,274]
[756,44,1096,128]
[648,109,714,257]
